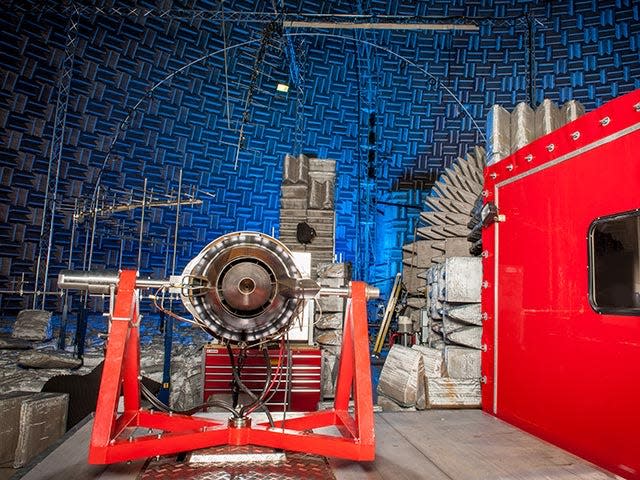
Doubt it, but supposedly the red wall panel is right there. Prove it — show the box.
[482,89,640,479]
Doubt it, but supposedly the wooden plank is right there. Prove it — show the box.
[381,411,617,480]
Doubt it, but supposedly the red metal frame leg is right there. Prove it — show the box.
[89,270,138,463]
[334,297,355,412]
[348,282,375,449]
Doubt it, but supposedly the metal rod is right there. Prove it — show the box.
[163,228,171,279]
[118,221,125,270]
[163,169,181,406]
[137,177,147,269]
[284,21,479,30]
[57,267,380,299]
[87,185,100,271]
[171,169,182,277]
[81,201,90,271]
[318,285,379,299]
[526,13,537,108]
[0,290,61,295]
[79,190,100,347]
[233,123,245,170]
[59,198,78,350]
[221,0,232,130]
[81,228,89,269]
[67,199,78,271]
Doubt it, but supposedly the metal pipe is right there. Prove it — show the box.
[58,270,118,293]
[318,286,349,296]
[58,270,168,294]
[57,269,380,301]
[318,284,379,300]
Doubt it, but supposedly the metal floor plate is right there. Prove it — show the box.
[139,446,336,480]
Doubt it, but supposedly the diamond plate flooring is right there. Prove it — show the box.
[139,448,335,480]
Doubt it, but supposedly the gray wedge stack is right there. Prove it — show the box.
[396,146,486,409]
[314,262,351,399]
[279,154,336,275]
[487,99,585,166]
[403,145,485,313]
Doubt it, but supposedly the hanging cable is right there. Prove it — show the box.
[139,380,240,417]
[226,343,275,427]
[281,331,292,431]
[245,336,286,415]
[240,346,273,417]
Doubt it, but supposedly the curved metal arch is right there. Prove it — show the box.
[93,29,485,199]
[283,31,486,141]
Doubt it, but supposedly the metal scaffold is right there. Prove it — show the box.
[354,0,378,283]
[32,2,79,309]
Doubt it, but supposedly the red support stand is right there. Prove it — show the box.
[89,271,375,464]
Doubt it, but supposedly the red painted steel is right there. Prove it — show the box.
[203,345,321,412]
[88,274,375,464]
[482,89,640,479]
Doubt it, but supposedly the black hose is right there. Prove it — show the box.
[240,347,272,417]
[226,343,275,427]
[140,381,240,418]
[264,346,286,405]
[282,340,292,429]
